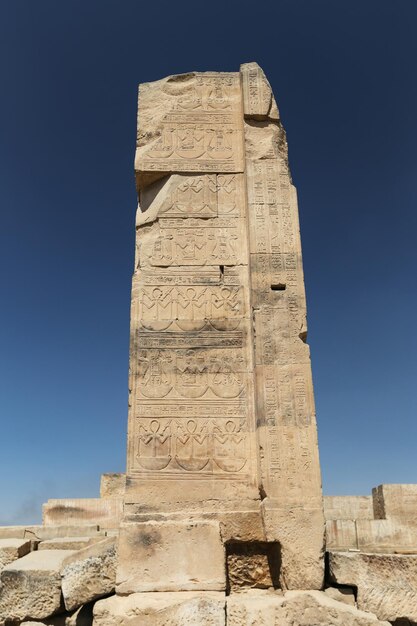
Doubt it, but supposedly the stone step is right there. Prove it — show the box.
[38,536,102,551]
[0,524,104,540]
[0,549,75,621]
[0,537,33,570]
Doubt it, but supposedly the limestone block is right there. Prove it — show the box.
[0,538,32,570]
[99,473,126,498]
[226,590,389,625]
[262,501,325,590]
[0,549,74,621]
[61,538,117,611]
[356,518,417,552]
[43,498,123,529]
[326,519,358,550]
[324,495,374,520]
[373,484,417,524]
[328,550,417,622]
[39,537,100,551]
[93,592,225,626]
[240,62,279,120]
[116,520,225,593]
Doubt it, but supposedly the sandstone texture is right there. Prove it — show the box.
[324,495,374,520]
[94,592,225,626]
[328,550,417,622]
[116,520,225,593]
[0,549,74,621]
[0,537,32,569]
[373,484,417,525]
[61,538,117,611]
[100,473,126,499]
[227,590,389,625]
[39,536,97,550]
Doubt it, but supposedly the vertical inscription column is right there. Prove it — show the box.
[241,62,325,589]
[126,72,259,508]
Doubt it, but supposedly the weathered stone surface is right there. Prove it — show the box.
[262,501,325,589]
[226,590,390,625]
[373,484,417,525]
[326,519,358,550]
[356,518,417,552]
[39,537,98,551]
[324,586,356,606]
[99,473,126,498]
[241,62,279,120]
[226,542,280,591]
[0,538,32,570]
[43,498,123,529]
[0,524,103,540]
[21,601,94,626]
[27,525,104,540]
[61,538,117,611]
[134,71,244,189]
[116,520,225,593]
[93,592,225,626]
[324,495,374,520]
[0,549,74,621]
[328,550,417,622]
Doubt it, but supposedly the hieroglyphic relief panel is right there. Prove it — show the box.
[135,348,246,399]
[246,160,301,257]
[136,73,244,174]
[243,71,323,508]
[240,61,279,120]
[131,416,249,477]
[138,285,244,321]
[140,174,218,219]
[137,217,246,268]
[217,173,245,217]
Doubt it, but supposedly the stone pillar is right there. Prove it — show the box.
[119,63,324,593]
[242,62,324,588]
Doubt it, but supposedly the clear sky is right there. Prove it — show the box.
[1,0,416,524]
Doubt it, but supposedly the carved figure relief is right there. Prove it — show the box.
[137,350,245,399]
[213,420,247,472]
[134,418,247,475]
[160,175,217,218]
[139,223,241,267]
[139,286,242,321]
[137,420,171,470]
[146,128,236,162]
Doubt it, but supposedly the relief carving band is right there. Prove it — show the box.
[137,349,245,399]
[133,417,248,476]
[126,65,324,589]
[135,73,244,174]
[139,286,243,321]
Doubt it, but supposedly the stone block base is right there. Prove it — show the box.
[116,520,226,593]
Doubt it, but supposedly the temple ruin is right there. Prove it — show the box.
[0,63,416,626]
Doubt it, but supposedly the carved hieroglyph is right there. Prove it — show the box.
[125,63,324,589]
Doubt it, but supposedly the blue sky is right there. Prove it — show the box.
[1,0,416,524]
